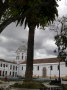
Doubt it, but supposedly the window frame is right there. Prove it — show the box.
[50,65,53,70]
[37,66,39,70]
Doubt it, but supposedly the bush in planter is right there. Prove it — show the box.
[11,81,47,89]
[62,84,67,90]
[50,79,61,85]
[0,88,4,90]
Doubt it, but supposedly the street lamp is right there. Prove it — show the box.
[50,66,52,81]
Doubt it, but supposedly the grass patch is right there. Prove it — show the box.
[11,81,47,89]
[49,80,61,86]
[0,82,3,84]
[62,84,67,90]
[0,88,4,90]
[62,78,67,81]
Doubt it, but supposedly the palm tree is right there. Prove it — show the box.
[0,0,9,19]
[0,0,58,81]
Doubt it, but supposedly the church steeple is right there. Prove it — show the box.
[16,42,27,64]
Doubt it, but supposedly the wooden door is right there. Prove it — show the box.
[42,67,46,77]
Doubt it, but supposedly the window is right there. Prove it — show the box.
[10,71,11,76]
[22,66,23,70]
[15,72,17,77]
[1,63,2,67]
[50,66,53,70]
[16,56,19,60]
[13,72,14,77]
[5,71,7,75]
[10,65,12,69]
[37,66,39,70]
[22,53,23,59]
[16,66,17,70]
[58,65,59,70]
[3,64,5,67]
[3,71,4,76]
[13,66,15,70]
[6,64,8,67]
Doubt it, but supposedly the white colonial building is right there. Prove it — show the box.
[18,58,67,78]
[0,51,67,79]
[0,59,17,78]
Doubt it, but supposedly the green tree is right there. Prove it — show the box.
[55,35,67,60]
[0,0,9,19]
[0,0,58,81]
[54,17,67,62]
[54,17,67,82]
[55,33,67,82]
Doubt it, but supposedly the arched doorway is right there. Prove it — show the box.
[42,67,47,77]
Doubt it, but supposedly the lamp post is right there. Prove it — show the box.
[48,66,51,81]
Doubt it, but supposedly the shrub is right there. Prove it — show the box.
[0,88,4,90]
[11,81,47,89]
[62,84,67,90]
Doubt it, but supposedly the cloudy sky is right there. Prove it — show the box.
[0,0,67,61]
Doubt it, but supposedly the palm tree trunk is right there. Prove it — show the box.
[25,26,35,81]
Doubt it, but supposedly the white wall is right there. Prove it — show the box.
[0,61,18,78]
[0,60,67,78]
[18,62,67,78]
[18,64,26,77]
[16,52,27,64]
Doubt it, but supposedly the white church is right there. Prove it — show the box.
[0,48,67,79]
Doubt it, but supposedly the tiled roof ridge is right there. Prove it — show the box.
[20,58,61,64]
[0,59,16,64]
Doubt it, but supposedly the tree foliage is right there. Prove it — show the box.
[0,0,58,31]
[55,34,67,61]
[54,17,67,62]
[0,0,9,19]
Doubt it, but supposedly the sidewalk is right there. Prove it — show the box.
[61,80,67,84]
[43,83,63,90]
[0,81,16,89]
[9,81,41,90]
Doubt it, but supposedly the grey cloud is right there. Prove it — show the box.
[0,0,67,60]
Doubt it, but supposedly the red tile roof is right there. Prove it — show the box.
[20,58,61,64]
[0,59,16,64]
